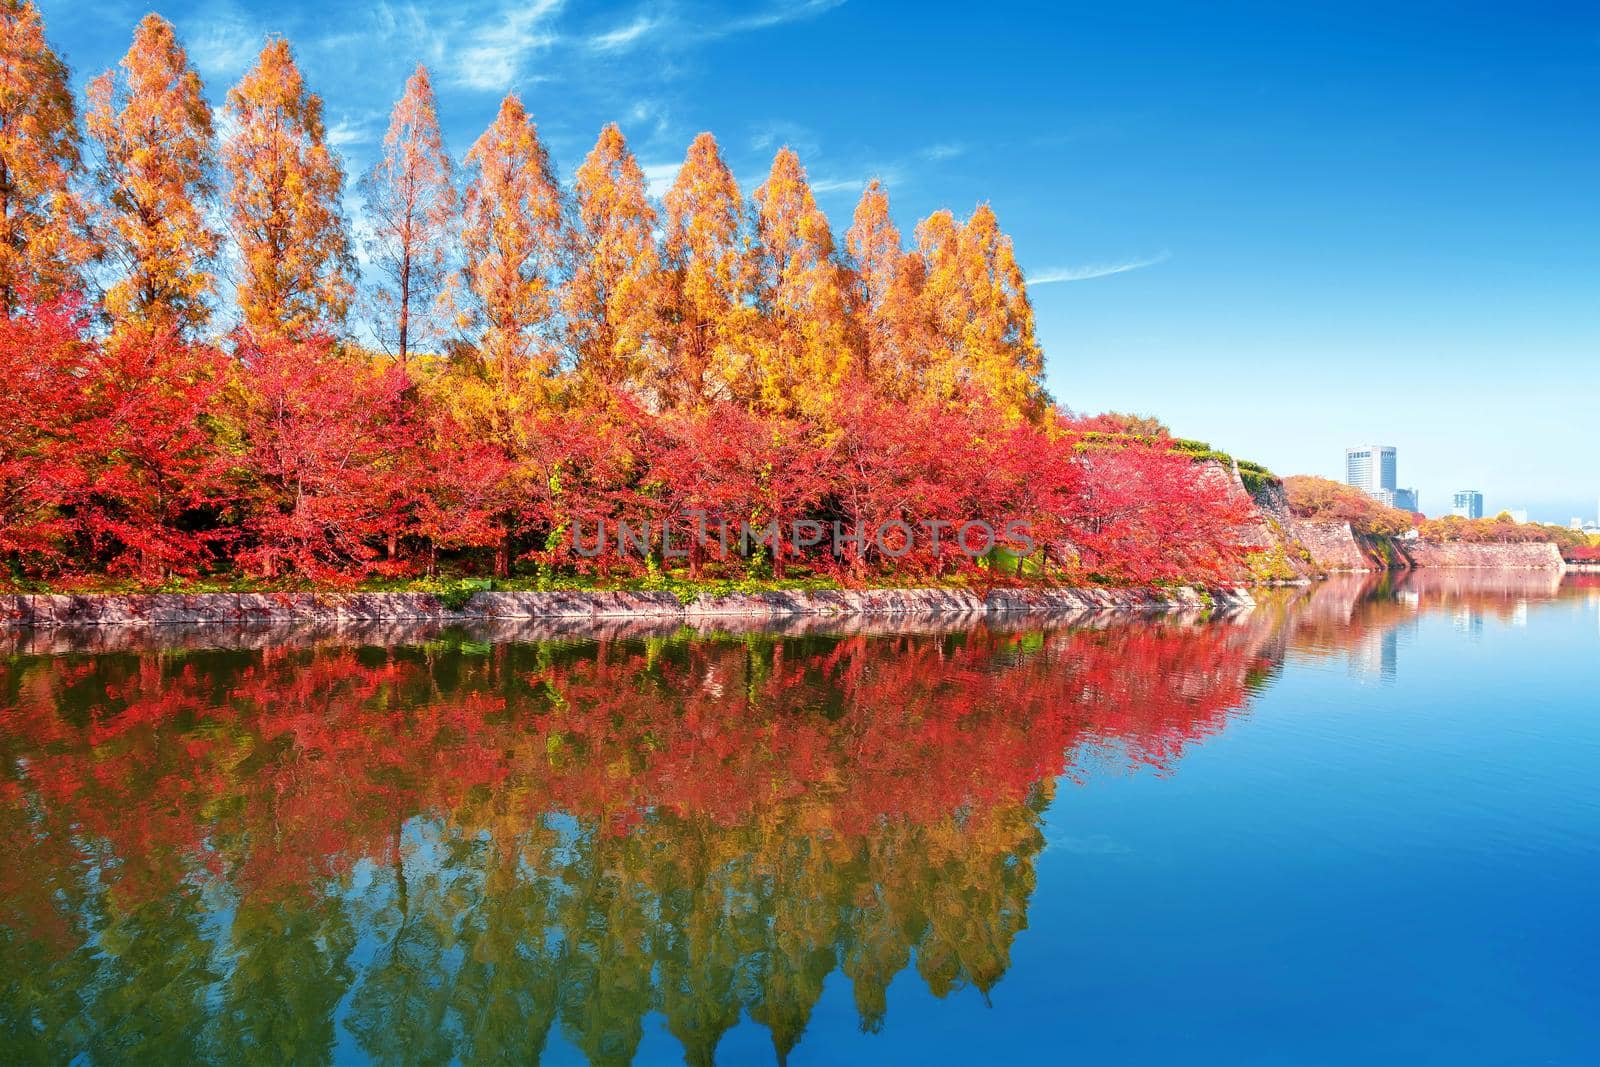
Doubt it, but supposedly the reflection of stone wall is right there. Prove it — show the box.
[1406,541,1565,570]
[0,585,1257,632]
[1398,567,1565,599]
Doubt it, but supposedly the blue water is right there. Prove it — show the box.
[1,573,1596,1065]
[786,587,1600,1066]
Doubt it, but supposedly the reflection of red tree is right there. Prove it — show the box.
[1,621,1269,904]
[0,621,1277,1062]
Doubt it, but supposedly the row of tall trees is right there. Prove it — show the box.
[2,6,1041,417]
[0,3,1257,585]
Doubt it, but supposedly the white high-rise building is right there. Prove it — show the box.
[1452,490,1484,520]
[1346,446,1397,495]
[1346,446,1417,511]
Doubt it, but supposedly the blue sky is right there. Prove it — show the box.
[38,0,1600,522]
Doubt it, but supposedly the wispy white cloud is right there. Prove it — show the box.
[713,0,846,36]
[919,142,965,162]
[1027,251,1171,285]
[188,9,261,78]
[450,0,563,91]
[326,114,379,148]
[809,167,901,195]
[748,119,821,159]
[640,161,682,198]
[588,15,661,52]
[625,99,672,140]
[809,175,867,194]
[367,1,448,68]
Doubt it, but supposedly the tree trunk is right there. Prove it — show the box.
[495,527,512,578]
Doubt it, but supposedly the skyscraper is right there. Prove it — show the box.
[1452,490,1484,519]
[1346,446,1397,495]
[1346,445,1417,511]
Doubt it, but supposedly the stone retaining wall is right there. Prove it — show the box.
[1289,520,1378,572]
[1404,541,1565,570]
[0,585,1255,631]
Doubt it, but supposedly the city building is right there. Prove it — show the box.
[1452,490,1484,520]
[1346,445,1418,512]
[1346,446,1396,495]
[1508,509,1529,525]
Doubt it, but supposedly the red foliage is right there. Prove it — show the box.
[830,389,1000,575]
[0,297,87,568]
[647,402,833,577]
[0,301,1261,587]
[231,335,417,582]
[0,619,1271,901]
[0,298,227,578]
[1069,439,1260,583]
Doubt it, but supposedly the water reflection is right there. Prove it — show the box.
[0,573,1588,1065]
[1274,569,1578,679]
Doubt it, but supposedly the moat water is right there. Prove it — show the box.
[2,572,1597,1065]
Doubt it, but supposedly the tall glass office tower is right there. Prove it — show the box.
[1346,445,1397,494]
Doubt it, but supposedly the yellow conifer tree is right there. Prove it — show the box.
[660,133,752,410]
[459,93,567,386]
[0,0,94,314]
[844,178,933,392]
[564,123,660,403]
[223,37,354,339]
[916,204,1043,422]
[87,14,219,337]
[748,147,852,416]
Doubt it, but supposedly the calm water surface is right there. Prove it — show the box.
[2,573,1597,1066]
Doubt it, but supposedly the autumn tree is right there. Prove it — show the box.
[916,205,1043,422]
[459,93,566,386]
[660,132,750,410]
[86,14,219,337]
[1069,441,1258,582]
[564,123,660,403]
[223,37,353,339]
[844,179,929,393]
[1283,474,1412,537]
[748,147,852,416]
[50,329,228,578]
[358,65,455,363]
[0,296,225,578]
[0,296,90,568]
[231,336,413,580]
[0,0,94,315]
[647,403,832,578]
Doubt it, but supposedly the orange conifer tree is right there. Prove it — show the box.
[844,178,932,392]
[223,37,354,339]
[916,205,1043,422]
[564,123,660,402]
[87,14,219,337]
[0,0,94,314]
[358,65,455,363]
[459,94,567,385]
[660,132,750,410]
[749,147,852,417]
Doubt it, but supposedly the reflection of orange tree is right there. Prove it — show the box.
[0,621,1273,1063]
